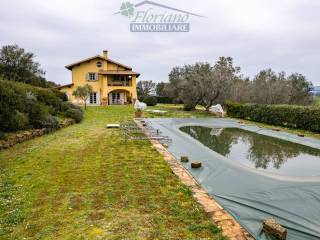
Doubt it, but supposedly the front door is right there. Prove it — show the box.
[109,92,125,105]
[89,92,98,104]
[112,92,121,104]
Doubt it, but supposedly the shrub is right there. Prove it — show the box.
[183,102,196,111]
[25,100,48,128]
[36,88,63,114]
[0,80,82,133]
[225,101,320,132]
[143,96,157,106]
[64,108,83,123]
[51,89,68,101]
[127,95,132,104]
[13,111,29,130]
[156,96,172,104]
[37,115,59,129]
[61,101,82,112]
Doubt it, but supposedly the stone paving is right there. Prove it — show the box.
[135,119,254,240]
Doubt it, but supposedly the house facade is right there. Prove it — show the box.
[58,50,139,105]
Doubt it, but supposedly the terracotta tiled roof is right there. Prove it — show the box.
[65,55,132,70]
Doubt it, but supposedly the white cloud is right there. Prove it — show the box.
[0,0,319,85]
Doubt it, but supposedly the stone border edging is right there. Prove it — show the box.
[134,119,254,240]
[0,119,75,150]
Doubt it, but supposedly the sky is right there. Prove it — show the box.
[0,0,320,85]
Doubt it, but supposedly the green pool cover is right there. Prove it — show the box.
[147,118,320,240]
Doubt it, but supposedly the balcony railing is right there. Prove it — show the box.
[108,81,132,87]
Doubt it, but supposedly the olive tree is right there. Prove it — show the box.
[287,73,313,105]
[199,57,240,111]
[168,65,203,110]
[168,57,240,111]
[72,84,93,110]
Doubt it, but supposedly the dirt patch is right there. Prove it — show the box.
[69,194,85,210]
[87,210,105,221]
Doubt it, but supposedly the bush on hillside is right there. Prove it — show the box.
[64,108,83,123]
[143,96,157,106]
[60,101,82,112]
[37,115,59,129]
[0,80,83,132]
[225,101,320,132]
[13,111,30,130]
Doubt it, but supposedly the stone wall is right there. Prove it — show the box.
[0,119,75,150]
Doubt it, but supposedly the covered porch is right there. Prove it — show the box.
[107,89,132,105]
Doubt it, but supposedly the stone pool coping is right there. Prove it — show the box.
[134,119,254,240]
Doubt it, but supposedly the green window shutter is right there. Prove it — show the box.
[86,73,89,81]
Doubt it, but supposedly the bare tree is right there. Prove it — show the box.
[137,80,156,101]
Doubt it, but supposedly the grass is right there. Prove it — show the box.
[314,96,320,106]
[0,106,225,240]
[145,104,320,140]
[144,104,211,118]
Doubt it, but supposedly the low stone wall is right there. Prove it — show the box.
[0,119,75,150]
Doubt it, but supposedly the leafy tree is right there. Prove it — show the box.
[137,80,156,101]
[72,84,93,110]
[288,73,313,105]
[156,82,168,96]
[167,57,313,108]
[0,44,56,87]
[168,65,203,111]
[199,57,240,111]
[168,58,240,111]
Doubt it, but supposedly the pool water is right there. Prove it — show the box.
[180,126,320,177]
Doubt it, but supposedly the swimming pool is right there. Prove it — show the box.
[180,126,320,177]
[147,118,320,240]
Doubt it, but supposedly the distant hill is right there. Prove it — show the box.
[311,86,320,95]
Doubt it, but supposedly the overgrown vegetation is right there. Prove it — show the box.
[225,101,320,132]
[0,106,224,239]
[0,80,83,133]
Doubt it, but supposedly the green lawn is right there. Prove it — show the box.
[145,104,320,139]
[0,106,224,240]
[314,96,320,106]
[145,104,211,118]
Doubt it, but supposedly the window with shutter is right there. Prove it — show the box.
[87,72,97,81]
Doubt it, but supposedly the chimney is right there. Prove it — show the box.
[103,50,108,59]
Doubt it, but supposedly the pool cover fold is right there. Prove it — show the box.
[147,118,320,240]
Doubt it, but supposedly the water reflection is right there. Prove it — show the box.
[180,126,320,176]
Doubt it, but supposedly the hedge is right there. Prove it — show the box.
[225,101,320,133]
[156,96,173,104]
[143,96,157,106]
[0,80,83,133]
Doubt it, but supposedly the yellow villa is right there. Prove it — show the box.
[58,50,139,105]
